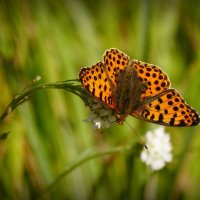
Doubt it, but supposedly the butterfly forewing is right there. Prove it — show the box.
[131,60,170,99]
[103,49,130,87]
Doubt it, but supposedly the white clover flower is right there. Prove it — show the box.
[83,102,116,129]
[140,126,173,171]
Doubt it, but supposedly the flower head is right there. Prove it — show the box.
[140,126,173,171]
[83,101,116,129]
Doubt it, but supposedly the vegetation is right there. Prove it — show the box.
[0,0,200,199]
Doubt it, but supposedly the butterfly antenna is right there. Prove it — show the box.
[125,121,148,149]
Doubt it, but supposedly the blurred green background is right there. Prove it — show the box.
[1,0,200,199]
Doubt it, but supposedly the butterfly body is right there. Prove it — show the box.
[79,49,200,127]
[113,65,147,123]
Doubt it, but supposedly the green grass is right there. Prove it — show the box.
[0,0,200,199]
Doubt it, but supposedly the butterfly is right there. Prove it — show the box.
[79,48,200,127]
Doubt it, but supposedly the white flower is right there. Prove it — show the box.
[83,102,116,129]
[33,75,42,82]
[140,126,173,171]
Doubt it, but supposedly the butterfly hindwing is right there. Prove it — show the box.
[132,89,200,127]
[79,62,115,109]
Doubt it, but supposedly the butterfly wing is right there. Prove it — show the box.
[79,49,130,110]
[132,89,200,127]
[103,48,130,87]
[79,62,116,109]
[131,60,170,99]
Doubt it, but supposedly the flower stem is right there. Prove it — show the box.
[0,79,82,139]
[37,145,133,199]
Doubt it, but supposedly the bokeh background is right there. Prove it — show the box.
[1,0,200,199]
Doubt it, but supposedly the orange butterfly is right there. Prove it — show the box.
[79,49,200,127]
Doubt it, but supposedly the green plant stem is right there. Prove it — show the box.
[0,79,82,139]
[37,145,134,199]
